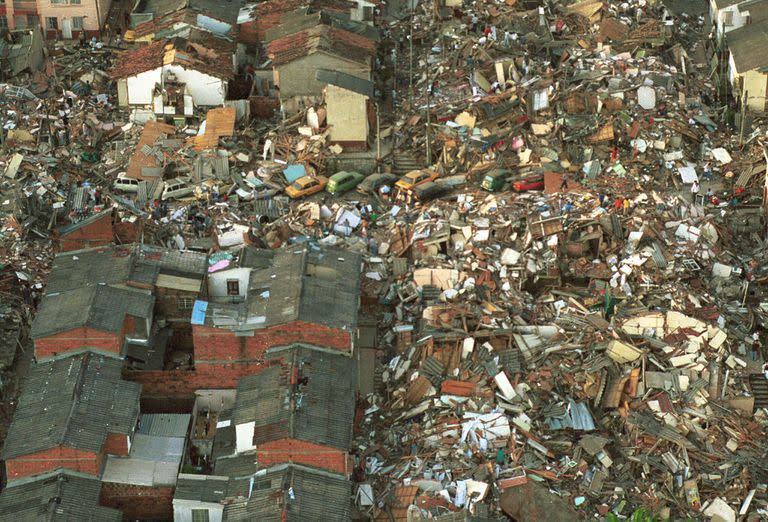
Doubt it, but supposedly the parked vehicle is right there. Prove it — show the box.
[161,177,195,200]
[512,175,545,192]
[480,169,511,192]
[357,173,399,194]
[285,175,328,198]
[113,173,140,193]
[326,171,365,195]
[395,169,439,191]
[411,181,452,202]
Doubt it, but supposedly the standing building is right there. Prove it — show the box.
[0,352,141,482]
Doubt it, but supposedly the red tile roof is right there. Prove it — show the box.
[239,0,355,43]
[267,25,375,65]
[111,37,234,80]
[111,40,167,79]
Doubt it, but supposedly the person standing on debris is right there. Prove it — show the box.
[559,172,569,191]
[614,196,622,212]
[470,13,479,34]
[623,197,630,215]
[704,161,712,181]
[690,179,700,203]
[262,135,275,161]
[752,331,761,361]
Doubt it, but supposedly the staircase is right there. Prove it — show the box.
[393,151,424,176]
[748,374,768,410]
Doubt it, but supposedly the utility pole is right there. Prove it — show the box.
[409,8,414,96]
[425,66,431,166]
[739,90,748,146]
[376,102,381,173]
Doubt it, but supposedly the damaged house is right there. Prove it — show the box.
[112,35,235,111]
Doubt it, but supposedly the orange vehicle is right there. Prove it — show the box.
[285,175,328,198]
[395,170,439,191]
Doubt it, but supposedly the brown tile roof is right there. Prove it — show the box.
[126,121,178,180]
[239,0,355,43]
[111,38,234,80]
[111,40,167,79]
[132,8,199,39]
[189,107,236,149]
[374,486,419,522]
[267,25,375,66]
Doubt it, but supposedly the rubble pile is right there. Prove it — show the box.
[0,0,766,520]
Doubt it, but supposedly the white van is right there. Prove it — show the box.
[161,177,195,200]
[113,173,140,193]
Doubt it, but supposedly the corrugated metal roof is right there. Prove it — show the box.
[316,68,373,97]
[1,353,141,460]
[0,469,122,521]
[224,464,352,522]
[175,474,229,503]
[232,345,356,450]
[203,245,361,333]
[101,456,179,487]
[137,413,191,437]
[31,284,154,339]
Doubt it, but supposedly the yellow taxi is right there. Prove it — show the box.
[285,175,328,198]
[395,170,439,191]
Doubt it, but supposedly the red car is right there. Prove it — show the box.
[512,175,545,192]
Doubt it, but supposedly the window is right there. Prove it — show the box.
[27,15,38,28]
[178,297,195,311]
[191,510,210,522]
[46,17,58,30]
[362,5,373,21]
[72,16,84,29]
[0,16,7,30]
[722,10,733,27]
[226,280,240,296]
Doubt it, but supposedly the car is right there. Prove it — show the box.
[480,169,511,192]
[411,181,452,202]
[326,171,365,195]
[285,175,328,198]
[395,169,439,191]
[357,173,399,194]
[113,173,140,193]
[512,175,545,192]
[161,177,195,200]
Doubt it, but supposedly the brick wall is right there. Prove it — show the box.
[123,361,277,398]
[100,483,174,521]
[5,446,103,481]
[59,214,114,253]
[35,327,121,360]
[192,320,352,363]
[257,439,351,476]
[102,432,129,457]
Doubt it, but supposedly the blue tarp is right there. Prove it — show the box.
[283,164,306,183]
[191,300,209,325]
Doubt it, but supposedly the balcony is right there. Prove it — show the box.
[12,1,37,11]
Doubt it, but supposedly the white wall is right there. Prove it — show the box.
[173,501,224,522]
[235,421,256,453]
[127,68,162,105]
[326,84,368,143]
[715,3,751,40]
[208,267,252,302]
[126,65,227,107]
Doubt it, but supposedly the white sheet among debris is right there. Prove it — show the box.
[461,412,510,450]
[637,85,656,109]
[678,165,698,184]
[710,147,732,165]
[675,223,700,243]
